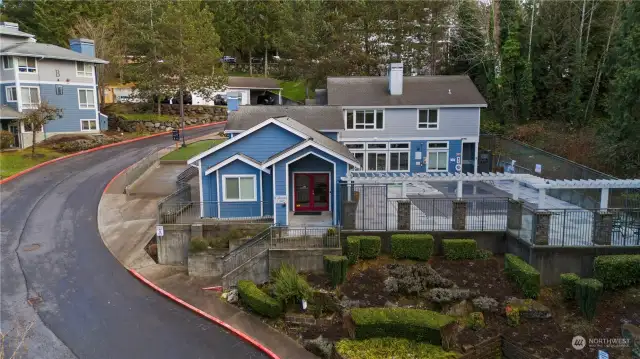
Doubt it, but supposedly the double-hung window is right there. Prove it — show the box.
[78,89,96,109]
[76,62,93,77]
[223,175,256,201]
[427,142,449,171]
[17,57,37,73]
[2,56,13,69]
[5,87,17,102]
[345,143,365,170]
[21,87,40,109]
[418,109,438,129]
[389,143,410,171]
[366,143,387,171]
[345,109,384,130]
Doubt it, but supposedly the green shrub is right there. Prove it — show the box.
[272,264,312,306]
[0,130,14,149]
[350,307,454,345]
[475,249,493,260]
[575,278,603,321]
[323,255,348,287]
[442,239,477,260]
[357,236,381,259]
[346,237,361,264]
[189,237,209,253]
[327,227,337,236]
[504,254,540,298]
[237,280,282,318]
[560,273,581,300]
[335,338,458,359]
[390,234,434,261]
[594,255,640,290]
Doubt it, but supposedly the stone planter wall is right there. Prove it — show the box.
[104,104,227,133]
[188,249,227,277]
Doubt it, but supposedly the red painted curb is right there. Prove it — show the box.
[129,269,280,359]
[0,121,226,185]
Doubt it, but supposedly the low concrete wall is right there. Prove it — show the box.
[188,249,226,277]
[222,250,269,288]
[269,248,342,273]
[158,226,190,265]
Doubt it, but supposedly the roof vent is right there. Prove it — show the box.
[448,89,452,95]
[0,22,19,30]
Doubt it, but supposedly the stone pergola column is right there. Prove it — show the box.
[342,201,357,230]
[592,211,613,245]
[508,199,524,230]
[452,200,467,230]
[534,211,552,245]
[397,200,411,230]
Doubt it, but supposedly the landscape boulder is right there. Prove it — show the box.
[505,297,551,319]
[303,336,333,359]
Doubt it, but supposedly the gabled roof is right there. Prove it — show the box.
[0,42,109,64]
[204,154,270,175]
[327,75,487,107]
[0,105,20,119]
[0,26,35,38]
[226,106,343,132]
[228,77,281,90]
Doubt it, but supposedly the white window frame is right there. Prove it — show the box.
[389,142,411,172]
[366,151,387,172]
[2,56,13,70]
[80,119,98,132]
[417,109,439,130]
[344,109,384,131]
[16,57,37,73]
[21,86,40,109]
[76,62,94,78]
[222,174,257,202]
[426,141,449,172]
[5,86,17,102]
[78,88,96,109]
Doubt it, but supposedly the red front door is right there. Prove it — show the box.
[294,173,330,211]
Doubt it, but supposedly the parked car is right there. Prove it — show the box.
[221,56,236,63]
[213,94,227,106]
[250,57,263,64]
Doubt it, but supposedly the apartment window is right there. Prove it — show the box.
[81,119,97,131]
[418,109,438,129]
[223,175,256,201]
[21,87,40,109]
[427,142,449,171]
[2,56,13,69]
[76,62,93,77]
[367,152,387,172]
[55,85,63,95]
[5,87,17,102]
[345,109,384,130]
[17,57,37,73]
[345,143,364,150]
[389,142,410,171]
[78,89,96,109]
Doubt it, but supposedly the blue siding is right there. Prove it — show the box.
[35,84,99,132]
[203,170,218,217]
[217,160,262,218]
[201,124,304,171]
[274,161,287,225]
[262,171,273,216]
[320,131,338,140]
[288,154,333,209]
[446,140,462,173]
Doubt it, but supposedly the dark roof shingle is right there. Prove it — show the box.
[226,106,343,131]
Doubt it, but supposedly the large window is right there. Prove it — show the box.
[17,57,37,73]
[427,142,449,171]
[76,62,93,77]
[367,152,387,171]
[223,175,256,201]
[345,109,384,130]
[5,87,17,102]
[389,143,410,171]
[81,119,98,131]
[418,109,438,129]
[346,143,365,170]
[345,142,410,172]
[2,56,13,69]
[21,87,40,109]
[78,89,96,109]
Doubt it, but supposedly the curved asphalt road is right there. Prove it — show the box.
[1,125,268,359]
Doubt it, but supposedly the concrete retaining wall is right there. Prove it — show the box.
[222,250,269,288]
[188,249,226,277]
[158,225,191,265]
[269,248,342,273]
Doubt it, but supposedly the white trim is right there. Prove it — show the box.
[216,170,221,217]
[416,108,439,130]
[5,86,17,102]
[16,57,37,74]
[221,174,257,202]
[341,104,488,109]
[77,88,96,110]
[79,119,98,132]
[344,109,385,131]
[204,154,271,176]
[291,171,332,213]
[224,128,343,134]
[75,61,94,78]
[198,160,204,217]
[426,141,449,172]
[1,52,108,64]
[259,171,263,217]
[285,151,338,226]
[272,164,277,224]
[19,86,40,110]
[342,136,480,142]
[261,140,361,168]
[13,63,22,113]
[187,117,310,164]
[0,80,97,86]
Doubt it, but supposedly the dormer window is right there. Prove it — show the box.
[17,57,36,73]
[76,62,93,77]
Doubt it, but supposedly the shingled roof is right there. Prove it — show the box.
[327,75,487,107]
[228,77,281,89]
[226,106,343,131]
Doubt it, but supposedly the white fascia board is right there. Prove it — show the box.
[261,141,361,169]
[204,154,271,176]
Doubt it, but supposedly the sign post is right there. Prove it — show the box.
[172,129,180,149]
[156,225,164,238]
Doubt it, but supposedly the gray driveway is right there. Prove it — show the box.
[1,125,268,359]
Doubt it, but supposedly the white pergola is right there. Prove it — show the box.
[342,171,640,209]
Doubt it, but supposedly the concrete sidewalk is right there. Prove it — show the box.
[98,149,315,359]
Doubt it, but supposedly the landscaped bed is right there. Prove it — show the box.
[161,139,225,161]
[224,236,640,359]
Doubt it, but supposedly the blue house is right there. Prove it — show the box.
[190,63,487,226]
[0,22,108,148]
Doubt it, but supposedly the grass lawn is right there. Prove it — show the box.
[117,113,178,122]
[161,139,226,161]
[0,147,66,179]
[280,80,314,102]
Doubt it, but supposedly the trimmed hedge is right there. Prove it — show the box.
[346,237,361,264]
[390,234,434,261]
[357,236,381,259]
[594,255,640,290]
[560,273,580,300]
[350,307,454,345]
[504,254,540,299]
[335,338,458,359]
[237,280,282,318]
[324,255,348,287]
[442,239,477,260]
[575,278,603,321]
